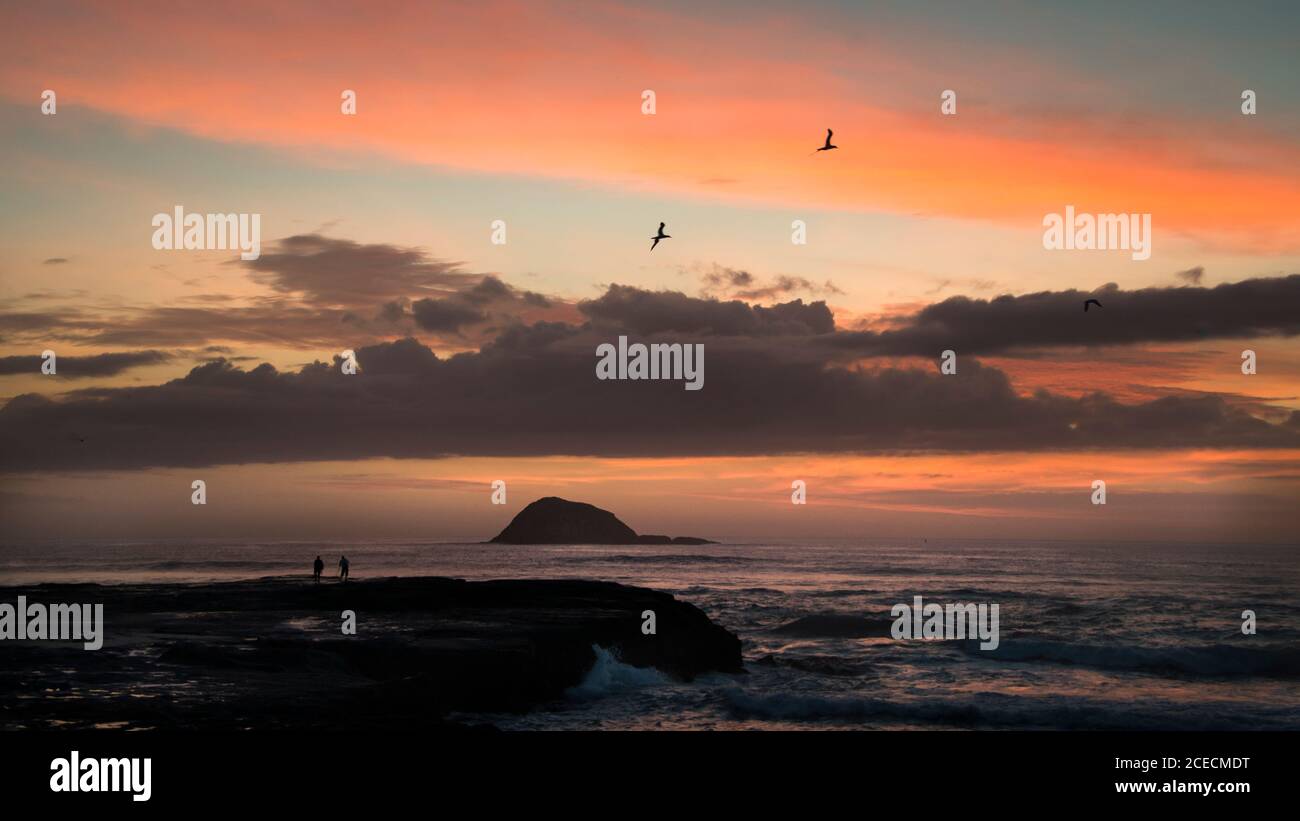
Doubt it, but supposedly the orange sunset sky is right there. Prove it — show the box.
[1,1,1298,543]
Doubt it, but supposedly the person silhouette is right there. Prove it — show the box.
[338,555,350,582]
[312,555,324,583]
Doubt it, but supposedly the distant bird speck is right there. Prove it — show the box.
[650,222,670,251]
[1084,299,1103,312]
[815,128,837,153]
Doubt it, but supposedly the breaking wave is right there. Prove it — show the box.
[963,639,1300,678]
[566,645,668,700]
[722,689,1300,730]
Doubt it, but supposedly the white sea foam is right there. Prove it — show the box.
[566,645,668,700]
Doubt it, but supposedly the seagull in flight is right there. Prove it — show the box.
[815,128,837,152]
[1083,298,1103,312]
[650,222,670,251]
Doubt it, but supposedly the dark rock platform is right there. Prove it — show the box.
[0,576,742,731]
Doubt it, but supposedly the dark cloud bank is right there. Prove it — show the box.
[4,279,1299,472]
[830,276,1300,356]
[5,233,1297,355]
[0,350,171,378]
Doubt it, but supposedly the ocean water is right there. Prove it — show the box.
[2,538,1298,730]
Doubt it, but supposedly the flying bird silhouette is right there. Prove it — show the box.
[650,222,670,251]
[1083,298,1103,312]
[815,128,837,152]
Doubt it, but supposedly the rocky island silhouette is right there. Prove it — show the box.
[490,497,716,545]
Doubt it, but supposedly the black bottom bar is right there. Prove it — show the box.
[2,730,1287,808]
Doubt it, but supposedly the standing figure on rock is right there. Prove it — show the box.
[338,555,350,581]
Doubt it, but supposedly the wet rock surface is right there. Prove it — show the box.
[0,576,743,731]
